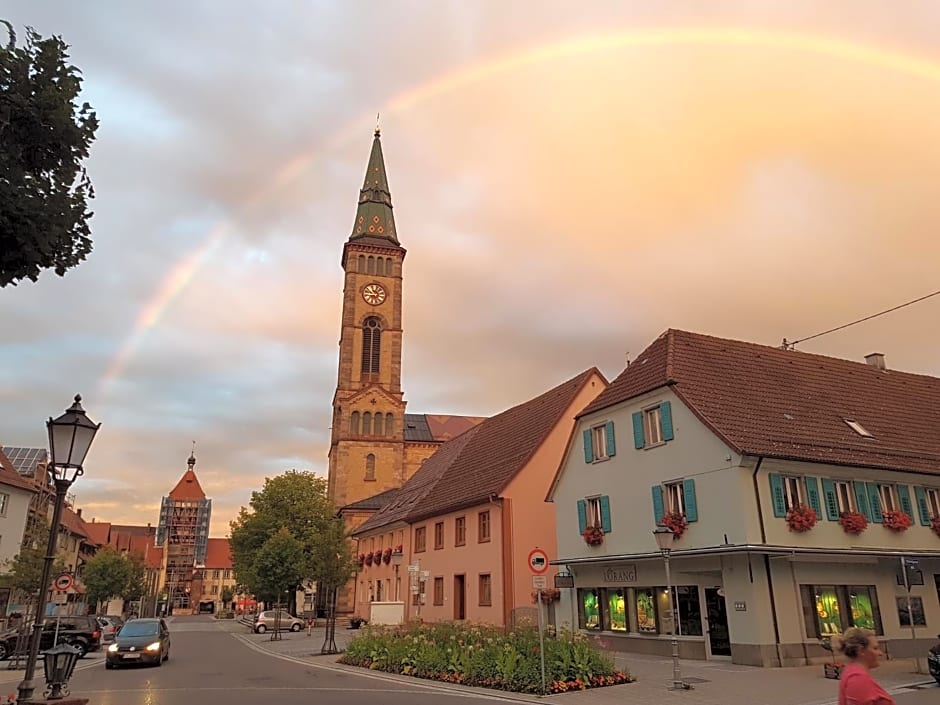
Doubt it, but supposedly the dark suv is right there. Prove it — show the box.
[0,615,101,660]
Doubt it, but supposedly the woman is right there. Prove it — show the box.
[837,627,896,705]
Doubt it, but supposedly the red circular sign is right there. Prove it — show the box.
[54,573,73,591]
[528,548,549,575]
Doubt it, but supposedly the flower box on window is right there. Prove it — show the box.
[785,504,818,533]
[838,511,868,535]
[365,551,374,566]
[393,544,403,554]
[382,548,393,564]
[659,512,688,540]
[582,526,604,546]
[881,509,912,533]
[357,553,365,567]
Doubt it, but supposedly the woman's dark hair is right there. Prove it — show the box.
[837,627,874,659]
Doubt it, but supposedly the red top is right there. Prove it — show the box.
[838,664,896,705]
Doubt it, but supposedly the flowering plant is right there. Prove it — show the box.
[531,588,561,604]
[931,515,940,538]
[383,547,393,564]
[357,553,365,567]
[365,551,374,566]
[839,511,868,535]
[393,544,403,554]
[659,512,688,540]
[582,525,604,546]
[785,504,818,533]
[882,509,912,532]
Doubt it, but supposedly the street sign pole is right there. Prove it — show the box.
[537,588,546,695]
[900,557,921,673]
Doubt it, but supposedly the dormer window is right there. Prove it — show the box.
[844,419,874,438]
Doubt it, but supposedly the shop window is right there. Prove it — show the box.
[675,586,703,636]
[800,585,882,637]
[455,516,466,546]
[897,597,927,627]
[607,589,627,632]
[635,588,659,633]
[580,588,602,631]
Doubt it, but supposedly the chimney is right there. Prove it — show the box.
[865,353,886,370]
[76,508,82,518]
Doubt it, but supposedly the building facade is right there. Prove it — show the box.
[549,329,940,667]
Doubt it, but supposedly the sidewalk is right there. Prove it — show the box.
[226,620,935,704]
[0,651,104,687]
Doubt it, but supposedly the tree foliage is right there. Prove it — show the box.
[2,520,67,600]
[121,552,147,603]
[251,528,305,603]
[229,470,354,602]
[82,546,129,610]
[0,22,99,287]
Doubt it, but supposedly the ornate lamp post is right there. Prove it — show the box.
[18,395,100,704]
[653,526,691,691]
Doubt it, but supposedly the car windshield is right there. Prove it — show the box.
[118,622,160,637]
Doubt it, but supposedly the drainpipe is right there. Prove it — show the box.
[751,457,783,665]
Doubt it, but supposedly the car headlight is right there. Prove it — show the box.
[145,642,161,652]
[108,644,118,652]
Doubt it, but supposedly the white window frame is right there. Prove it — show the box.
[925,488,940,519]
[664,481,684,515]
[878,485,896,512]
[586,496,603,528]
[591,424,609,461]
[644,407,663,446]
[783,476,803,511]
[0,492,8,517]
[834,481,854,514]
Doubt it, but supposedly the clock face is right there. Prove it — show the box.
[362,283,387,305]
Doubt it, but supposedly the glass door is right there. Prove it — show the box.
[704,587,731,657]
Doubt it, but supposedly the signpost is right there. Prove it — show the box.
[528,548,548,695]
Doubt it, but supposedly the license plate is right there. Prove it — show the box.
[123,653,141,659]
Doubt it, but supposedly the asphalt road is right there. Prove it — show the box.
[896,682,940,705]
[66,615,522,705]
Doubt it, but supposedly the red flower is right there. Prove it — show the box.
[839,511,868,535]
[382,547,393,564]
[882,509,912,532]
[659,512,688,539]
[582,525,604,546]
[357,553,365,567]
[365,551,374,566]
[932,515,940,538]
[785,504,818,533]
[393,544,403,554]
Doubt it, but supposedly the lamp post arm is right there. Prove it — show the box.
[18,477,71,703]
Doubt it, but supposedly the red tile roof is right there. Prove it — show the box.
[169,468,207,500]
[145,545,163,570]
[60,507,90,539]
[582,329,940,475]
[203,538,233,569]
[84,521,111,547]
[0,450,39,493]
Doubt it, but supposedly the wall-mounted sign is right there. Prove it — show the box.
[734,601,747,612]
[602,565,637,583]
[554,574,575,589]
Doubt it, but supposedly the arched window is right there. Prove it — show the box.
[361,317,381,375]
[350,411,360,435]
[365,453,376,481]
[375,258,384,276]
[386,258,393,275]
[373,413,383,436]
[358,255,366,273]
[363,412,372,435]
[385,413,394,436]
[367,256,375,274]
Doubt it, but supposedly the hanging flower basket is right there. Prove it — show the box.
[357,553,365,567]
[583,526,604,546]
[393,544,403,555]
[786,504,818,533]
[882,509,912,532]
[839,511,868,535]
[660,512,688,540]
[365,551,374,566]
[383,548,393,564]
[531,588,561,604]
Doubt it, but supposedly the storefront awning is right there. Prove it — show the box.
[553,543,940,566]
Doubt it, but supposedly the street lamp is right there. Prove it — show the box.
[653,526,691,691]
[18,395,99,704]
[390,551,402,602]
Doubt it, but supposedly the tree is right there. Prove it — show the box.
[120,552,146,605]
[1,521,67,611]
[220,586,234,608]
[312,517,357,654]
[82,546,129,612]
[0,22,99,287]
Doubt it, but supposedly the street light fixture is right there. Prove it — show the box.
[391,551,402,602]
[18,395,100,704]
[653,526,691,691]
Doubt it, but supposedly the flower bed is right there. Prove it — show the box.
[882,509,912,532]
[338,622,633,694]
[786,504,818,533]
[839,511,868,535]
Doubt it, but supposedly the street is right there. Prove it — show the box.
[63,615,524,705]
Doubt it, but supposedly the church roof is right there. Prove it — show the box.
[341,487,400,512]
[348,129,400,247]
[404,414,486,442]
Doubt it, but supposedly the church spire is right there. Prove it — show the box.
[349,127,399,245]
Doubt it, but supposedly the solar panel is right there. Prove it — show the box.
[1,447,47,476]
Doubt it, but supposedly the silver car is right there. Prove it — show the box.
[253,610,303,634]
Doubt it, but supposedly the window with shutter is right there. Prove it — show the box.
[926,488,940,519]
[591,425,609,461]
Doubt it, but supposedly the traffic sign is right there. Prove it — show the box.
[532,575,547,589]
[53,573,73,591]
[528,548,548,575]
[53,591,68,605]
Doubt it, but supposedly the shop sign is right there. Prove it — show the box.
[602,565,637,583]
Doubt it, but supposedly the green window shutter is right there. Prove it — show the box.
[577,499,587,533]
[660,402,674,441]
[605,421,616,458]
[866,483,883,523]
[805,477,823,517]
[632,412,644,449]
[582,429,594,463]
[682,479,698,522]
[651,485,665,524]
[821,478,839,520]
[911,486,930,525]
[769,473,787,518]
[852,481,871,520]
[600,495,612,533]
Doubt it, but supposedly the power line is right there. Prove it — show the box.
[782,287,940,350]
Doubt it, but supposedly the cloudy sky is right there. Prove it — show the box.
[3,1,940,537]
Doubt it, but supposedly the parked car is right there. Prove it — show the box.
[105,618,170,668]
[0,616,102,660]
[97,616,121,643]
[253,610,303,634]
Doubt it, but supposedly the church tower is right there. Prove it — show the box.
[327,128,407,509]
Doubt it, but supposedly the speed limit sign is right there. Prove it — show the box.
[53,573,74,591]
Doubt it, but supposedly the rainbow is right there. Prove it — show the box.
[97,27,940,397]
